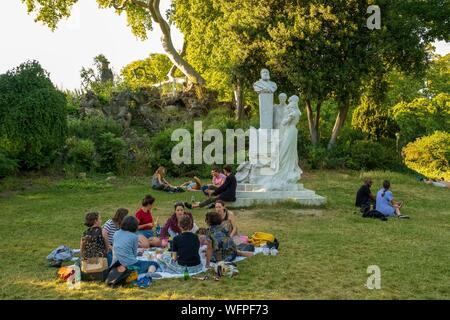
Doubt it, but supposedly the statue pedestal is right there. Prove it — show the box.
[259,93,274,130]
[228,183,327,208]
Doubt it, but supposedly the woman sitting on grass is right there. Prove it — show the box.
[80,212,109,265]
[376,180,410,219]
[215,200,238,238]
[158,215,203,274]
[204,211,252,267]
[152,166,183,193]
[112,216,160,275]
[103,208,129,248]
[160,202,199,246]
[102,208,129,264]
[135,195,162,247]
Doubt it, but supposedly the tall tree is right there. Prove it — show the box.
[172,0,272,120]
[21,0,205,85]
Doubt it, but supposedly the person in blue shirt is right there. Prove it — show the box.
[376,180,409,219]
[112,216,160,274]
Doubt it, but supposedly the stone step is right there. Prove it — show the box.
[237,183,304,192]
[236,190,316,199]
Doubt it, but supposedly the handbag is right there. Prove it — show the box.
[81,257,108,273]
[81,257,109,281]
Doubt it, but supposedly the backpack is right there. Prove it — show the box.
[363,209,388,221]
[105,262,132,288]
[249,232,278,248]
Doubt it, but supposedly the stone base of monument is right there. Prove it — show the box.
[227,183,327,208]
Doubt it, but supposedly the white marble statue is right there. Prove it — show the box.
[276,95,303,184]
[273,93,288,130]
[254,69,277,130]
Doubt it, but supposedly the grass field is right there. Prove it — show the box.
[0,170,449,300]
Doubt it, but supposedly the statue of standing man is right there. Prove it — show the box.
[254,69,277,129]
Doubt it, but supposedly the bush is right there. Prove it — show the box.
[345,140,399,171]
[0,61,67,169]
[0,149,18,178]
[403,131,450,180]
[96,133,127,174]
[68,116,122,143]
[352,96,398,140]
[66,137,97,172]
[392,93,450,145]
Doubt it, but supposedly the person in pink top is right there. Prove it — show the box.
[201,167,226,196]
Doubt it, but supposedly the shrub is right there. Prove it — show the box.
[0,149,18,178]
[403,131,450,180]
[66,137,97,172]
[68,116,122,143]
[392,93,450,145]
[0,61,67,169]
[352,96,398,140]
[96,133,127,174]
[345,140,399,171]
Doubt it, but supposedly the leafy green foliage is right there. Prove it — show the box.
[65,137,97,172]
[96,132,127,174]
[0,149,18,178]
[68,116,123,143]
[0,61,67,169]
[352,96,398,140]
[345,140,398,171]
[392,93,450,145]
[66,116,127,174]
[121,54,177,89]
[403,131,450,180]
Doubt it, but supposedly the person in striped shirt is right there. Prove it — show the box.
[102,208,129,264]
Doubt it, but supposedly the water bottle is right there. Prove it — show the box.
[184,266,190,280]
[155,223,161,238]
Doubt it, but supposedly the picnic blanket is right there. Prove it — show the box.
[137,247,267,280]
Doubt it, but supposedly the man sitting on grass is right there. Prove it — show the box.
[355,177,376,214]
[185,165,237,209]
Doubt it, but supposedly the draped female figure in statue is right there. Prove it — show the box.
[268,95,303,190]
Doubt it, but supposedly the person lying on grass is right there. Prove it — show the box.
[112,216,160,275]
[179,176,202,191]
[80,212,109,265]
[376,180,410,219]
[204,211,252,268]
[160,202,199,247]
[157,215,203,274]
[135,194,161,247]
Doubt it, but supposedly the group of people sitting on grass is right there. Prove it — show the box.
[152,165,238,209]
[80,191,250,277]
[355,178,410,219]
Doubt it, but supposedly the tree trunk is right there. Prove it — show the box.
[168,41,187,81]
[328,102,350,150]
[234,82,244,121]
[305,100,320,145]
[144,0,205,85]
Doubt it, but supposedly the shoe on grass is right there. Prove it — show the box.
[184,202,192,209]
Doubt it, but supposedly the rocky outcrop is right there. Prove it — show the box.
[79,86,216,134]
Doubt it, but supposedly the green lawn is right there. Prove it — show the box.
[0,170,449,300]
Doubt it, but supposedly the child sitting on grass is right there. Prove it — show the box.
[158,215,204,274]
[112,216,160,274]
